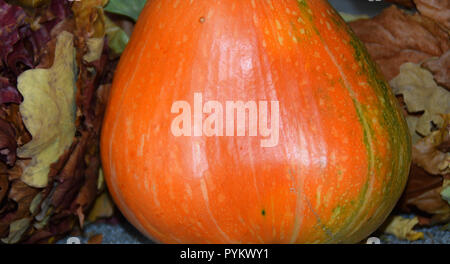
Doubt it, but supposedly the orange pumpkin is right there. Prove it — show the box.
[101,0,411,243]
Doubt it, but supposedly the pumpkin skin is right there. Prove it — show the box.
[101,0,411,243]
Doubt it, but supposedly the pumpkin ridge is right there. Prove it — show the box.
[294,2,376,242]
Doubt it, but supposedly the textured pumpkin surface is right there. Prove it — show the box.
[101,0,411,243]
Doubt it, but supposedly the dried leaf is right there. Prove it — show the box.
[105,16,129,56]
[412,114,450,175]
[83,38,105,63]
[390,63,450,139]
[72,0,108,39]
[442,178,450,204]
[414,0,450,32]
[1,218,31,244]
[349,6,449,81]
[16,31,77,188]
[87,192,114,222]
[0,117,17,166]
[382,216,424,241]
[422,51,450,90]
[104,0,146,22]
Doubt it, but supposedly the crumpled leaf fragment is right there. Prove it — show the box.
[414,0,450,32]
[0,172,7,203]
[16,31,77,188]
[84,38,105,63]
[104,0,146,22]
[390,63,450,139]
[1,218,31,244]
[0,0,27,62]
[0,117,17,166]
[422,51,450,90]
[72,0,108,39]
[87,192,114,222]
[0,77,22,105]
[441,178,450,204]
[412,114,450,175]
[382,216,424,241]
[349,6,449,81]
[105,16,129,56]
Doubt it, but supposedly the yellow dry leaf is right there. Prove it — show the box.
[390,63,450,141]
[1,218,31,244]
[87,192,115,222]
[16,31,77,188]
[84,38,105,63]
[442,179,450,204]
[382,216,424,241]
[412,114,450,175]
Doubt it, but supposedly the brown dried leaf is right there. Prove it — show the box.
[390,63,450,139]
[382,216,424,241]
[0,118,17,166]
[422,51,450,90]
[412,114,450,175]
[349,6,449,81]
[0,168,8,203]
[414,0,450,32]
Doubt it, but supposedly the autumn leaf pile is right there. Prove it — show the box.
[0,0,131,243]
[349,0,449,239]
[0,0,448,243]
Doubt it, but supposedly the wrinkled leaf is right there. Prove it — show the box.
[422,51,450,90]
[17,31,77,188]
[1,218,31,244]
[390,63,450,139]
[349,6,449,81]
[442,179,450,204]
[382,216,424,241]
[104,0,146,22]
[412,114,450,175]
[87,192,114,222]
[414,0,450,32]
[84,38,105,63]
[105,16,129,56]
[72,0,108,39]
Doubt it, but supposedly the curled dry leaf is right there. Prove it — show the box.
[422,51,450,90]
[390,63,450,140]
[442,178,450,204]
[414,0,450,32]
[349,6,449,81]
[16,31,77,188]
[382,216,424,241]
[0,118,17,166]
[412,114,450,176]
[87,192,114,223]
[0,0,116,244]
